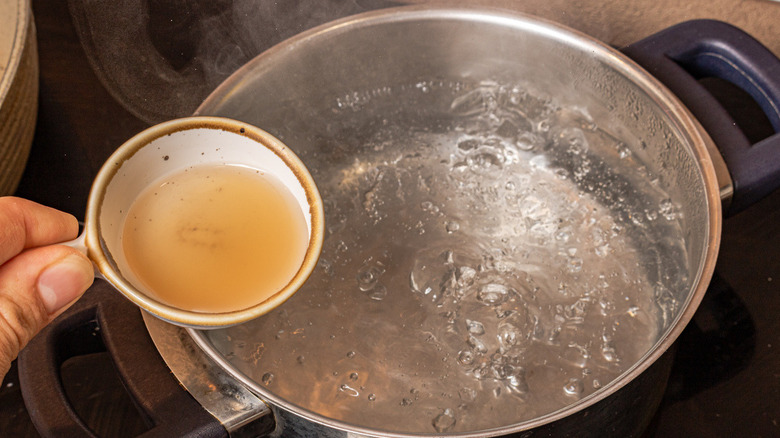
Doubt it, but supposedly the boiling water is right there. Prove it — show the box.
[206,80,688,433]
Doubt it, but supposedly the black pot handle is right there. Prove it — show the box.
[622,19,780,215]
[17,280,227,438]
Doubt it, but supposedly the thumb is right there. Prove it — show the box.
[0,245,94,378]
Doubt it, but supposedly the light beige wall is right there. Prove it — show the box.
[406,0,780,56]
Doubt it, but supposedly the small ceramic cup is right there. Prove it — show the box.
[70,116,324,328]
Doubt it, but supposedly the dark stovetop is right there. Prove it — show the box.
[1,1,778,437]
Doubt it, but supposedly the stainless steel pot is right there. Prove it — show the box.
[187,6,778,436]
[19,6,780,438]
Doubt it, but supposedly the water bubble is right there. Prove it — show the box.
[563,378,584,397]
[356,262,385,292]
[458,350,475,366]
[563,342,590,368]
[350,372,359,381]
[472,364,491,380]
[457,138,480,151]
[617,143,632,159]
[458,387,477,402]
[497,321,523,350]
[515,132,540,151]
[599,298,616,316]
[420,200,440,213]
[261,372,274,386]
[457,266,477,287]
[561,128,588,155]
[346,351,356,359]
[548,325,562,345]
[368,393,376,402]
[450,86,495,116]
[566,256,583,273]
[659,198,679,220]
[446,221,460,233]
[645,208,658,221]
[508,369,530,394]
[466,319,485,335]
[319,259,335,277]
[339,384,360,397]
[467,335,488,354]
[555,228,571,242]
[477,283,510,305]
[368,283,388,301]
[601,339,618,362]
[432,408,457,433]
[553,168,569,179]
[467,151,503,171]
[564,298,590,324]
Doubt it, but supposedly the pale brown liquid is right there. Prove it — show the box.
[122,164,308,313]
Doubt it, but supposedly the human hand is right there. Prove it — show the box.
[0,197,94,381]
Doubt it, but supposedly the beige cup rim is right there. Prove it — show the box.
[84,116,325,328]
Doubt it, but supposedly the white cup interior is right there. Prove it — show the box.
[89,118,319,325]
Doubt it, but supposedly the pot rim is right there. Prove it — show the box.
[192,5,722,436]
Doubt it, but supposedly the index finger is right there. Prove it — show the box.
[0,197,79,265]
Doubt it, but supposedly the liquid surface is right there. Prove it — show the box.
[122,164,308,313]
[205,80,689,433]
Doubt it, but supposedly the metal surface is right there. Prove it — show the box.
[143,312,275,437]
[149,6,725,437]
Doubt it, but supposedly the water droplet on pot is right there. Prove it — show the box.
[563,377,584,397]
[432,408,456,432]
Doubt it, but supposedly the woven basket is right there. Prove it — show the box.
[0,0,38,196]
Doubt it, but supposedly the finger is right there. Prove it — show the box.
[0,197,79,265]
[0,244,94,379]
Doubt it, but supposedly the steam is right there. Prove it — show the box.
[67,0,402,124]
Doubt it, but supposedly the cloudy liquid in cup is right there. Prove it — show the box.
[121,164,308,313]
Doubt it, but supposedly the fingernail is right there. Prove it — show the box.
[38,254,94,314]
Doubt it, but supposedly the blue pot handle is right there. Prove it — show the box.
[622,19,780,215]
